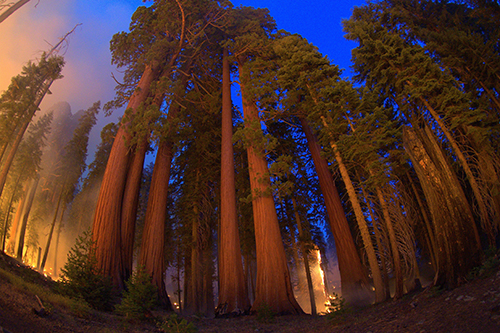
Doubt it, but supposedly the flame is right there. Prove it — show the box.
[315,250,327,298]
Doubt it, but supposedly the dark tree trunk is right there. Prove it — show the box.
[217,47,250,315]
[301,119,372,305]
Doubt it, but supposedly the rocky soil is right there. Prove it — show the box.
[1,251,499,333]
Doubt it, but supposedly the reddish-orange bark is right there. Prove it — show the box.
[238,61,303,315]
[92,64,159,288]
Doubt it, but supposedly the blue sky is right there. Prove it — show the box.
[0,0,366,150]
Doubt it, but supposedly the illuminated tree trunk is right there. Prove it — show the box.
[320,116,384,303]
[138,139,173,310]
[1,173,23,252]
[5,184,27,254]
[301,119,372,305]
[403,126,481,288]
[40,184,64,272]
[239,61,303,315]
[15,177,38,261]
[92,64,160,289]
[218,48,250,314]
[121,137,149,281]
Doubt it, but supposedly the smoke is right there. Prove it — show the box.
[0,0,144,155]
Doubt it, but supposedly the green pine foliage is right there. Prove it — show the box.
[59,230,114,311]
[115,266,159,321]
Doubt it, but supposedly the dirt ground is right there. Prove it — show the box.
[1,251,499,333]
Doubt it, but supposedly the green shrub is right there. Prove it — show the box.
[158,313,197,333]
[115,266,158,321]
[59,230,114,311]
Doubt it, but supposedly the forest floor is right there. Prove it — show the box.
[1,251,500,333]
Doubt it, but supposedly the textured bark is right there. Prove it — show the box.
[320,116,385,303]
[403,126,481,288]
[92,64,159,289]
[301,119,372,305]
[416,94,489,246]
[138,140,173,310]
[121,137,149,281]
[239,61,303,315]
[218,48,250,315]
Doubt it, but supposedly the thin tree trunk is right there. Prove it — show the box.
[121,137,149,282]
[301,118,372,305]
[292,198,317,316]
[374,186,403,299]
[0,80,52,199]
[1,172,23,252]
[238,59,303,315]
[40,184,64,272]
[15,177,39,261]
[320,117,385,303]
[403,126,481,287]
[5,184,28,255]
[0,0,30,24]
[218,47,250,314]
[358,179,390,299]
[53,206,65,277]
[414,91,491,246]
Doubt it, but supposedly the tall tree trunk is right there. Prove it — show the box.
[358,179,390,299]
[407,171,438,272]
[121,137,149,282]
[301,119,372,305]
[320,117,385,303]
[15,177,39,261]
[40,184,64,272]
[238,60,303,315]
[1,172,23,252]
[374,186,403,299]
[138,59,191,308]
[5,183,28,254]
[415,92,491,246]
[138,139,173,310]
[92,64,160,289]
[403,126,481,288]
[292,198,317,316]
[53,207,65,277]
[218,48,250,314]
